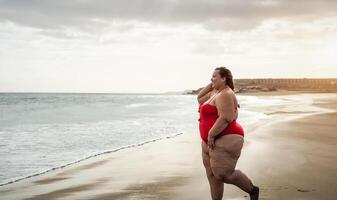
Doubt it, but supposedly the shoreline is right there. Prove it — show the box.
[0,133,184,187]
[1,92,337,200]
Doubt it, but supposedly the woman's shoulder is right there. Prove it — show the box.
[219,87,233,96]
[216,88,237,104]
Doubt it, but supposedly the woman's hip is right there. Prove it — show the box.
[202,134,244,158]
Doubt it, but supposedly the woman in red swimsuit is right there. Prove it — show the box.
[197,67,259,200]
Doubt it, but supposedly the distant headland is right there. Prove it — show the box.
[182,78,337,95]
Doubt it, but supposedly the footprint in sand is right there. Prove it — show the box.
[297,188,316,192]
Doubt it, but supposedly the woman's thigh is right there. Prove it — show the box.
[209,134,244,170]
[201,141,210,168]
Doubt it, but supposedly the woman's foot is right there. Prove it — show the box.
[249,186,259,200]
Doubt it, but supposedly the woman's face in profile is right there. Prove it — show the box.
[211,70,225,89]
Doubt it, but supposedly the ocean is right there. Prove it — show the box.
[0,93,275,186]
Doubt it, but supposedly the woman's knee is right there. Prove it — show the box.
[212,168,235,183]
[204,164,216,180]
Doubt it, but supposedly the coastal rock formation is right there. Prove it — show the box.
[185,78,337,94]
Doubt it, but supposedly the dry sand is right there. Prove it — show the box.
[1,92,336,200]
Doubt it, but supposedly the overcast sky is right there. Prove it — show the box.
[1,0,336,93]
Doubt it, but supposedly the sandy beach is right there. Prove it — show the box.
[1,91,337,200]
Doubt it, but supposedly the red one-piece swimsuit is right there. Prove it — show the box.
[198,103,244,143]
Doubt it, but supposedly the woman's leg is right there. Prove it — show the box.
[209,134,254,193]
[201,141,224,200]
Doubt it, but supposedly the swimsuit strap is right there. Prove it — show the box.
[205,86,229,105]
[204,92,217,105]
[208,92,218,103]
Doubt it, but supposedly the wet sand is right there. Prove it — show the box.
[0,92,336,200]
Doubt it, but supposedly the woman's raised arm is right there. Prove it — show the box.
[197,83,213,104]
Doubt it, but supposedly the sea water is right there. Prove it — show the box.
[0,93,276,186]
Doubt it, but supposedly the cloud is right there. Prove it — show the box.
[0,0,336,34]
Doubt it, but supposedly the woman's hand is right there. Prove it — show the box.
[207,135,215,150]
